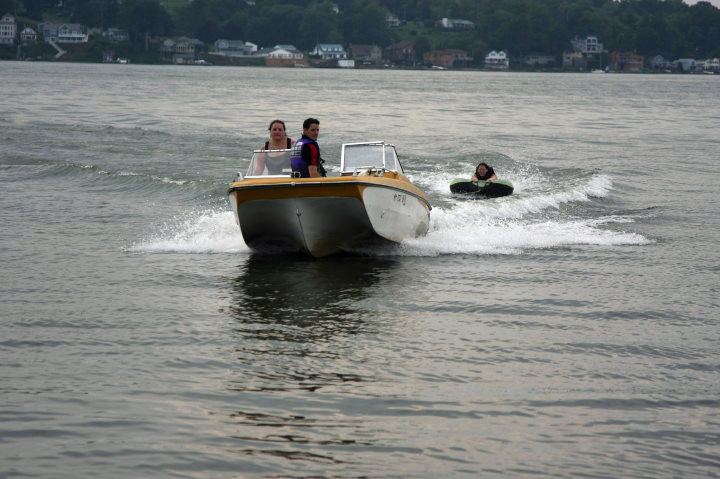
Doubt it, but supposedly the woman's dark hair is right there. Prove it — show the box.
[475,162,495,181]
[476,162,491,173]
[303,117,319,130]
[268,119,286,131]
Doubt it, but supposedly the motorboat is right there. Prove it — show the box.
[449,178,514,198]
[227,141,432,257]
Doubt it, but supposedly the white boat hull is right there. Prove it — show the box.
[229,182,430,257]
[362,185,430,242]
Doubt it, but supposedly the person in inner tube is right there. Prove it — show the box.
[471,162,498,182]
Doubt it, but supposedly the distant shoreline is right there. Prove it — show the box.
[3,58,716,75]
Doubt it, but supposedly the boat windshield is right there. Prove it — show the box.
[245,149,293,177]
[341,142,403,175]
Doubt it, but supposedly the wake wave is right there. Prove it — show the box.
[400,172,650,256]
[128,209,248,254]
[445,174,614,222]
[399,215,650,257]
[129,166,650,257]
[79,163,205,188]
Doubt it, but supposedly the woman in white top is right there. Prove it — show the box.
[254,120,294,175]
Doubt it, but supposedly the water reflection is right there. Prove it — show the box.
[226,254,397,343]
[224,254,397,395]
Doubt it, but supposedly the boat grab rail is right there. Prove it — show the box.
[243,148,294,178]
[352,166,386,177]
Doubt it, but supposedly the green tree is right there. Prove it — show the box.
[686,2,720,57]
[341,0,389,46]
[21,0,55,20]
[218,11,249,40]
[296,1,342,50]
[414,34,429,61]
[244,3,304,47]
[11,0,720,62]
[0,0,18,15]
[117,0,172,45]
[67,0,118,28]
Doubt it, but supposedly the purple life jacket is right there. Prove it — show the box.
[290,137,315,178]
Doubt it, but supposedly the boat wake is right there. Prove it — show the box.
[130,164,651,257]
[399,214,650,256]
[398,167,651,256]
[128,208,248,254]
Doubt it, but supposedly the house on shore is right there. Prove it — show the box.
[563,35,605,70]
[214,39,257,57]
[20,27,38,44]
[524,53,556,67]
[311,43,347,60]
[424,49,471,69]
[385,40,415,67]
[563,51,586,69]
[675,58,698,72]
[571,36,604,55]
[258,45,306,67]
[348,44,382,65]
[649,55,673,71]
[484,50,509,70]
[38,23,88,43]
[706,58,720,73]
[1,13,17,44]
[386,13,401,27]
[161,37,202,64]
[102,28,129,42]
[435,18,475,31]
[608,52,644,72]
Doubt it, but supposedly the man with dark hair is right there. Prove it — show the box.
[290,118,326,178]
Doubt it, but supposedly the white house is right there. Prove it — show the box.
[436,18,475,31]
[524,53,556,66]
[38,23,88,43]
[161,37,201,63]
[20,27,37,44]
[571,36,604,54]
[0,13,17,45]
[485,50,509,70]
[386,12,401,27]
[58,24,88,43]
[705,58,720,72]
[255,44,303,59]
[268,44,303,59]
[649,55,672,70]
[675,58,698,72]
[102,28,129,42]
[311,43,347,60]
[214,39,257,56]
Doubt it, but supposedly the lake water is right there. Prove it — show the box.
[1,61,719,478]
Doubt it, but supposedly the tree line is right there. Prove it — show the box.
[5,0,720,59]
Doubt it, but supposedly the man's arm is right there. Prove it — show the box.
[302,143,321,177]
[308,165,321,177]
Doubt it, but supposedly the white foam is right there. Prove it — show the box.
[129,209,249,254]
[396,214,651,257]
[128,174,647,258]
[392,174,648,256]
[117,170,190,185]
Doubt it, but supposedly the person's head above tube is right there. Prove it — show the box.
[473,162,497,182]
